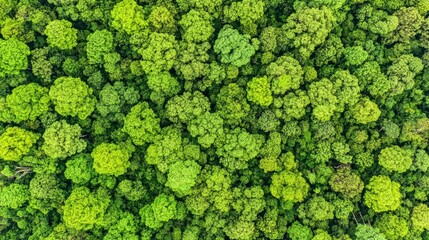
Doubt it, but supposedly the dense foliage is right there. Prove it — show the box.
[1,0,429,239]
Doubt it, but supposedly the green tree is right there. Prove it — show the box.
[179,10,214,43]
[298,196,334,225]
[64,154,94,185]
[351,98,381,124]
[314,35,343,67]
[223,0,265,34]
[343,46,369,66]
[215,127,264,170]
[111,0,148,35]
[176,0,223,17]
[312,229,332,240]
[355,61,390,97]
[355,224,386,240]
[270,170,309,203]
[0,38,30,77]
[123,102,160,145]
[104,212,139,240]
[30,47,52,83]
[329,167,364,199]
[146,72,180,104]
[266,56,304,95]
[165,91,210,124]
[145,126,201,173]
[378,146,413,173]
[140,194,177,229]
[213,25,258,67]
[308,78,338,121]
[411,204,429,231]
[44,20,78,50]
[413,149,429,172]
[215,83,250,125]
[42,120,87,159]
[375,214,409,240]
[224,220,256,240]
[0,0,14,22]
[49,77,96,119]
[331,70,361,110]
[0,83,50,123]
[91,143,131,176]
[185,165,233,215]
[174,41,211,82]
[400,118,429,147]
[0,183,30,209]
[356,5,398,36]
[148,6,176,34]
[29,174,65,214]
[0,127,38,161]
[117,179,146,201]
[96,81,140,117]
[364,175,401,212]
[283,90,310,120]
[387,54,423,96]
[259,26,278,54]
[62,187,110,230]
[387,7,423,44]
[421,17,429,48]
[247,76,273,107]
[230,186,265,222]
[188,112,224,148]
[166,160,201,196]
[287,221,313,240]
[256,201,288,239]
[86,30,114,65]
[280,6,334,60]
[139,32,177,74]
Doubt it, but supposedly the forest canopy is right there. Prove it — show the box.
[1,0,429,239]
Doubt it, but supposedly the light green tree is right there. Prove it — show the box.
[139,32,177,74]
[62,187,110,230]
[91,143,131,176]
[375,214,409,240]
[0,127,38,161]
[270,170,309,203]
[411,204,429,231]
[214,25,258,67]
[247,76,273,107]
[378,146,413,173]
[364,175,401,212]
[166,160,201,196]
[42,120,87,159]
[139,194,177,229]
[188,112,224,148]
[86,30,114,64]
[123,102,161,145]
[0,38,30,77]
[179,10,214,43]
[111,0,148,35]
[0,183,30,209]
[352,97,381,124]
[0,83,50,123]
[44,20,78,50]
[49,77,96,119]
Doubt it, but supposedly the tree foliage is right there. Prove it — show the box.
[2,1,429,239]
[42,120,87,159]
[364,175,401,213]
[44,20,78,50]
[0,38,30,77]
[91,143,131,176]
[49,77,96,119]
